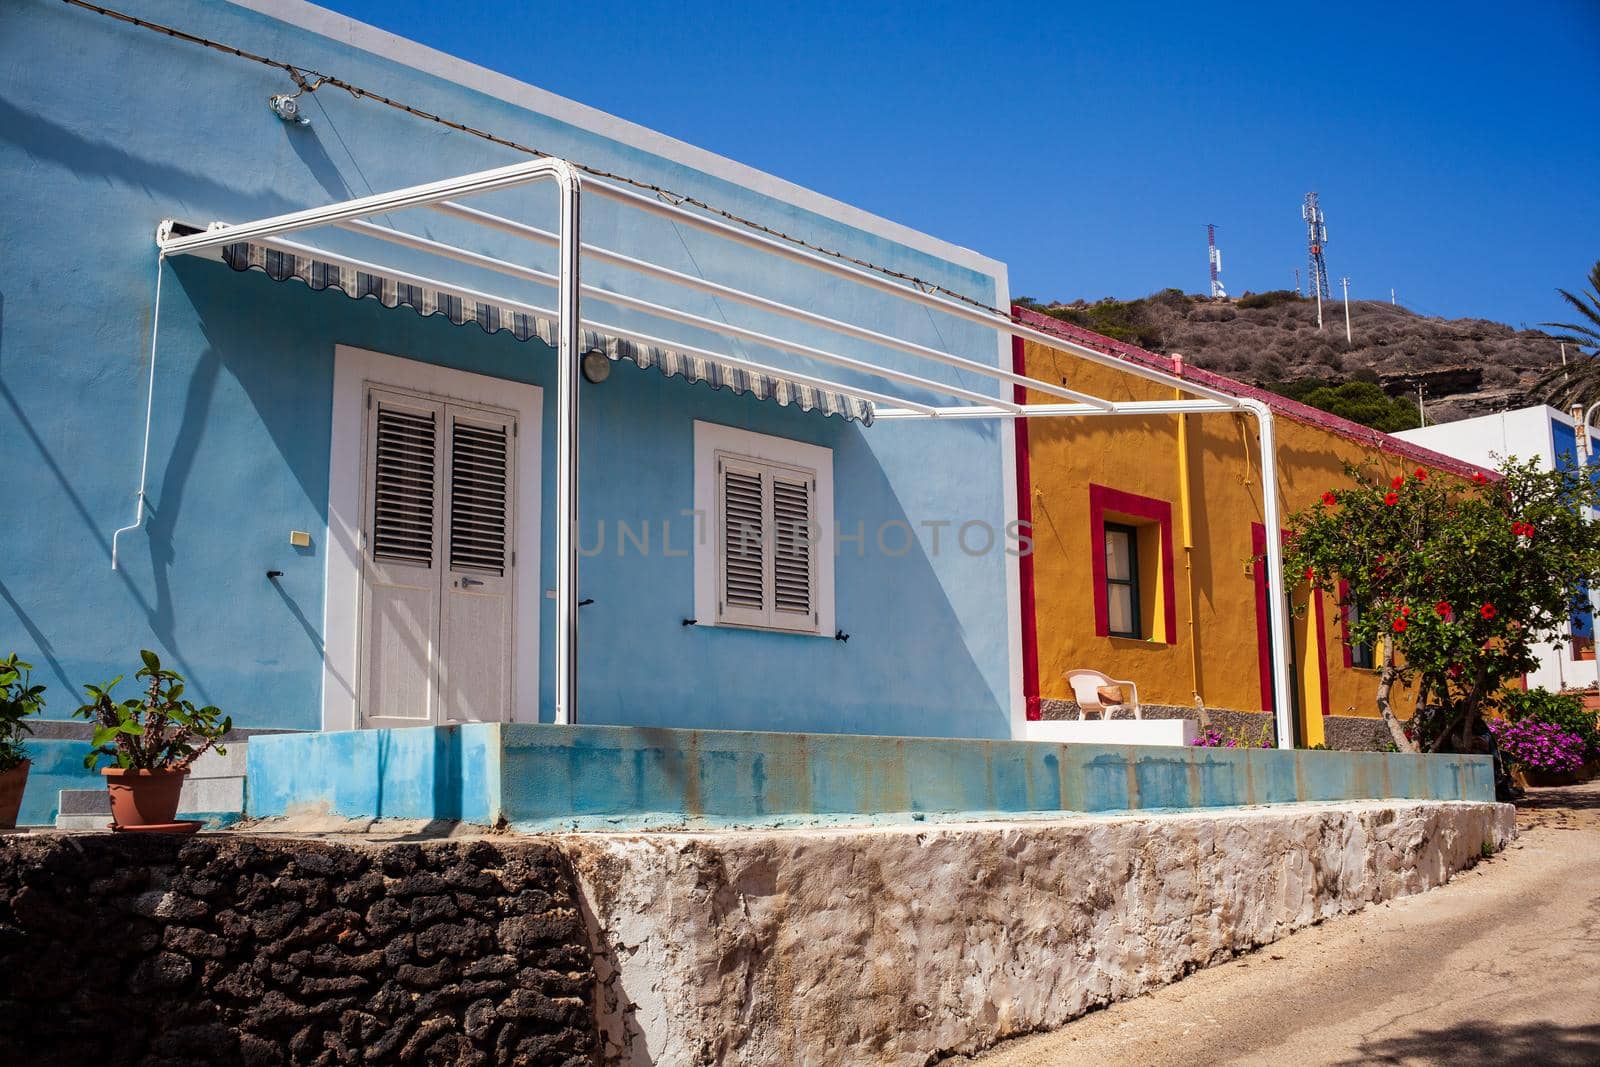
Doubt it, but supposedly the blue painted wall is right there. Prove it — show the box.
[246,724,1500,831]
[0,1,1014,738]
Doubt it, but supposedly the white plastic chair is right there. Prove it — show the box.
[1065,669,1142,720]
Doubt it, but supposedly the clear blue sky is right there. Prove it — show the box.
[323,0,1599,332]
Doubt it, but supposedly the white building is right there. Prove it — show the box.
[1395,405,1600,693]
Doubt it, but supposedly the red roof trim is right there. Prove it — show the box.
[1011,305,1494,482]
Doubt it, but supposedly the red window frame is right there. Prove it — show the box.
[1089,484,1176,644]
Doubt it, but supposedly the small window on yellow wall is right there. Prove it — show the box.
[1089,484,1177,645]
[1104,523,1141,638]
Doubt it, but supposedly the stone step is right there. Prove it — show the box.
[188,745,247,779]
[181,775,244,812]
[58,789,110,815]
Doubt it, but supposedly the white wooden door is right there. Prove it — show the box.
[358,385,517,727]
[439,408,514,722]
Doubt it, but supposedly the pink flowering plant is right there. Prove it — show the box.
[1282,458,1600,753]
[1488,719,1588,775]
[1192,724,1274,749]
[1497,688,1599,762]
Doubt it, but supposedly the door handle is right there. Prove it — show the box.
[458,576,484,588]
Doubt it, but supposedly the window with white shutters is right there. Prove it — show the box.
[694,422,834,639]
[715,452,818,633]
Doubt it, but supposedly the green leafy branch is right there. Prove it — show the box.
[0,652,46,772]
[73,650,231,771]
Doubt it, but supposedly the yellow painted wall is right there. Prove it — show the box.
[1022,339,1448,737]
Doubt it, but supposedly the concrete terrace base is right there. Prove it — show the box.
[569,799,1516,1065]
[246,724,1496,832]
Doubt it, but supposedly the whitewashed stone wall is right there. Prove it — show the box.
[567,799,1516,1065]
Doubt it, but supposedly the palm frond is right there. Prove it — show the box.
[1541,319,1600,350]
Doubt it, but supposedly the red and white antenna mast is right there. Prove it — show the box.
[1207,224,1226,298]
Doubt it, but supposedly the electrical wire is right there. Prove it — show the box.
[59,0,1011,319]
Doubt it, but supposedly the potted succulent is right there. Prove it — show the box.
[0,653,46,829]
[74,650,230,832]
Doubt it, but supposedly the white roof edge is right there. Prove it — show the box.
[1394,404,1557,437]
[227,0,1007,282]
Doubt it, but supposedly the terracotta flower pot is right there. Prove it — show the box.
[0,759,29,829]
[102,766,188,829]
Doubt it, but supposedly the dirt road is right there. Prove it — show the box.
[967,783,1600,1066]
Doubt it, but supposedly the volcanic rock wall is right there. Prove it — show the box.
[0,836,594,1066]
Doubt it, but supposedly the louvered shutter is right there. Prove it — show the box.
[448,417,509,575]
[717,457,769,628]
[371,404,438,566]
[769,470,816,630]
[715,452,818,632]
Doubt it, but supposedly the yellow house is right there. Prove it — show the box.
[1013,307,1489,748]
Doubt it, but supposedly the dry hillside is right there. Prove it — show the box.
[1018,290,1570,426]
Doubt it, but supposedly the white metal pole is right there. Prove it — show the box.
[338,218,1023,412]
[552,162,582,726]
[871,398,1241,420]
[157,158,570,255]
[1243,399,1296,748]
[586,178,1247,409]
[1341,277,1352,344]
[427,202,1106,410]
[1316,286,1324,330]
[178,229,938,414]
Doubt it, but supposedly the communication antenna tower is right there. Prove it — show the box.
[1207,224,1226,298]
[1302,192,1330,299]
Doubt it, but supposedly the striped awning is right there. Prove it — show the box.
[218,242,873,423]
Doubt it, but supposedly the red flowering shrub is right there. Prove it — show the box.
[1284,459,1600,752]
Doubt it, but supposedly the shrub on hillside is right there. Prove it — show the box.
[1264,378,1422,432]
[1237,290,1303,310]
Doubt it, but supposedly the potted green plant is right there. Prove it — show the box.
[0,653,46,829]
[75,650,230,832]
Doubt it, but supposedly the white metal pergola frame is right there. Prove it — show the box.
[127,158,1297,747]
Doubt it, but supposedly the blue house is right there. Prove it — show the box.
[2,0,1025,762]
[6,2,1499,830]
